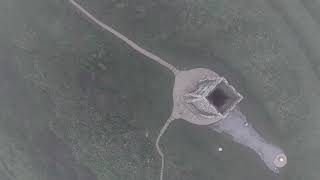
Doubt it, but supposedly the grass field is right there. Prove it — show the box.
[1,0,320,179]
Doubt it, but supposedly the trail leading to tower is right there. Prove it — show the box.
[69,0,179,75]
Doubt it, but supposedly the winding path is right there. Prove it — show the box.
[69,0,179,75]
[68,1,178,180]
[155,116,175,180]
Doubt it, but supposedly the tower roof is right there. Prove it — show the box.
[172,68,243,125]
[185,77,243,120]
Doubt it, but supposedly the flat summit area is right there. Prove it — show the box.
[1,0,320,180]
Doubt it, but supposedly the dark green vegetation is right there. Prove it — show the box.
[1,0,320,179]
